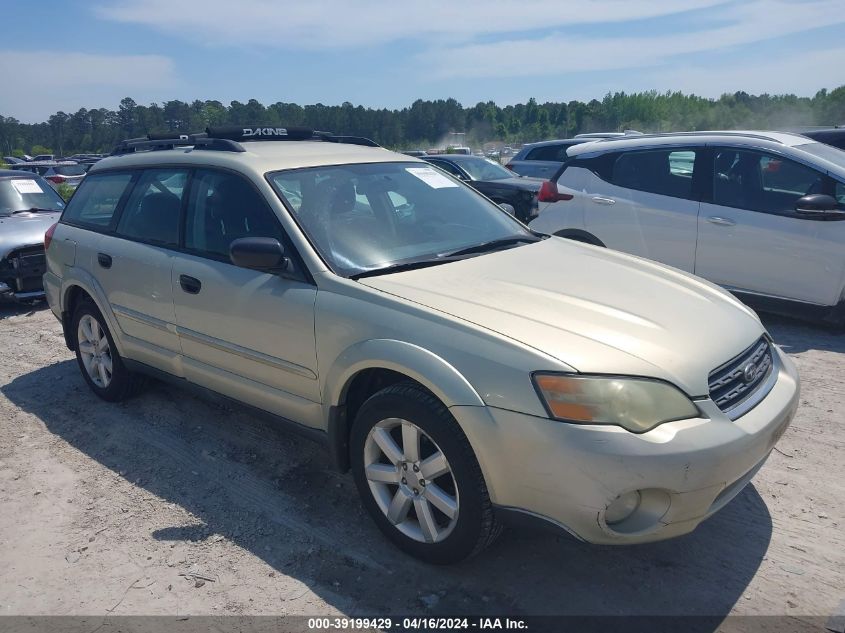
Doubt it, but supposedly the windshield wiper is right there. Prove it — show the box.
[440,235,540,258]
[350,257,454,280]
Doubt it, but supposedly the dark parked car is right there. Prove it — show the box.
[505,139,593,178]
[507,132,644,178]
[801,127,845,151]
[423,154,541,222]
[0,169,66,301]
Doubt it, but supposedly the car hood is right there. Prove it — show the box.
[358,238,765,397]
[0,212,60,258]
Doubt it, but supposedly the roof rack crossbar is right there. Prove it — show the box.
[111,135,245,156]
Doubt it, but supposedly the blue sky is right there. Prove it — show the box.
[2,0,845,123]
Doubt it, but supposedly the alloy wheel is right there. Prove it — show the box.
[77,314,113,388]
[363,417,459,543]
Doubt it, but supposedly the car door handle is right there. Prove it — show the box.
[591,196,616,205]
[707,216,736,226]
[97,253,112,269]
[179,274,202,295]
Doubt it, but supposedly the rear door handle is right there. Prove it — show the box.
[707,216,736,226]
[179,274,202,295]
[591,196,616,205]
[97,253,112,269]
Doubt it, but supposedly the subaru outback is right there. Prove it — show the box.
[43,127,799,563]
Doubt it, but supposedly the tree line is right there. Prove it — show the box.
[2,86,844,156]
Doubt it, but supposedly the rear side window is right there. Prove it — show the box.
[115,169,189,246]
[610,149,698,200]
[526,144,572,162]
[62,172,134,228]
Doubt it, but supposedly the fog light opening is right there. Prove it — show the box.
[605,490,642,525]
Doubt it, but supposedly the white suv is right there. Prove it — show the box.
[529,131,845,325]
[43,127,799,563]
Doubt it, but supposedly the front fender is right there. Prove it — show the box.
[324,338,484,411]
[322,339,485,472]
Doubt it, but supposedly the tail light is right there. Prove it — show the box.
[505,163,515,171]
[538,181,574,203]
[45,222,58,250]
[47,175,67,184]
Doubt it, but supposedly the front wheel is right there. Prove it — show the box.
[350,382,501,564]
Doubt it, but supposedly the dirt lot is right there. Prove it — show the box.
[0,303,842,626]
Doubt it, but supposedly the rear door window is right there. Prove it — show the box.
[610,149,698,200]
[62,172,135,228]
[115,169,189,246]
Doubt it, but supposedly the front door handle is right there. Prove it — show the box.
[179,274,202,295]
[707,216,736,226]
[591,196,616,205]
[97,253,112,269]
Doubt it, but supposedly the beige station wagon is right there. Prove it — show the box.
[43,127,799,563]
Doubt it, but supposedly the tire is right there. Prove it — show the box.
[350,382,501,564]
[71,298,145,402]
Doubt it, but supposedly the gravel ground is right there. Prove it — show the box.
[0,303,842,626]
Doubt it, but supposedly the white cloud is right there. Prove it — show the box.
[95,0,724,49]
[0,51,177,122]
[420,0,845,79]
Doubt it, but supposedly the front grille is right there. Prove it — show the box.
[2,245,47,293]
[708,337,775,419]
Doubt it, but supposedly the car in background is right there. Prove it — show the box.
[402,150,428,157]
[11,161,87,191]
[3,156,25,165]
[424,153,541,222]
[32,154,55,162]
[507,131,644,179]
[0,169,66,301]
[529,131,845,324]
[800,127,845,151]
[506,138,594,178]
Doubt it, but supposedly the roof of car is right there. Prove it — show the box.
[91,140,415,176]
[566,130,815,157]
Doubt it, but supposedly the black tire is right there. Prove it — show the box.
[350,382,501,564]
[71,298,145,402]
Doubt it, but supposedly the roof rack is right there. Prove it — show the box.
[111,126,380,156]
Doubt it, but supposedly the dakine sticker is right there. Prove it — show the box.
[11,179,44,194]
[405,167,459,188]
[242,127,288,137]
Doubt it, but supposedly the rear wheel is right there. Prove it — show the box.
[72,299,144,401]
[350,382,501,564]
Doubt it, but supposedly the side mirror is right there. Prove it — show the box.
[795,194,839,214]
[229,237,289,272]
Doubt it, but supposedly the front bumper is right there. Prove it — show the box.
[452,346,799,544]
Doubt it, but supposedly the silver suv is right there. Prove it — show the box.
[44,127,799,563]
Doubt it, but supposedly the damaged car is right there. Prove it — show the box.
[0,169,65,302]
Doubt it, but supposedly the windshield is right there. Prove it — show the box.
[0,177,66,217]
[268,162,533,277]
[458,157,514,181]
[795,142,845,170]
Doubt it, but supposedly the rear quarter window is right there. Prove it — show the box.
[62,172,135,228]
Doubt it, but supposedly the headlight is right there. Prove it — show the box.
[532,373,700,433]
